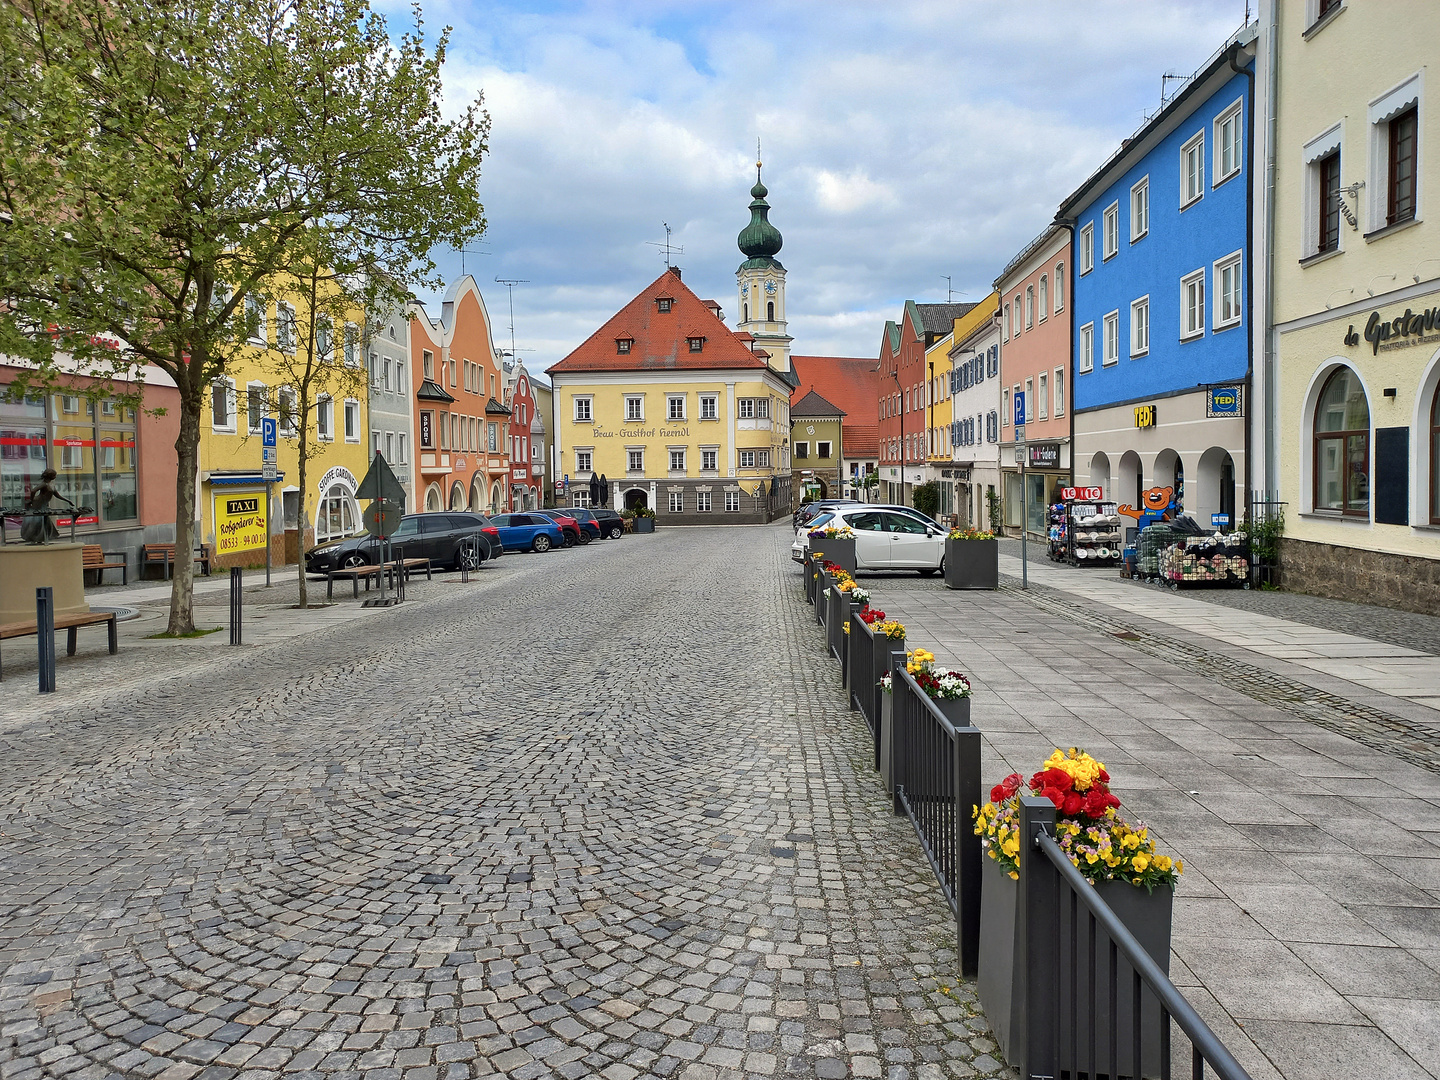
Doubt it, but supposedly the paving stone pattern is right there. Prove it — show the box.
[0,526,1012,1080]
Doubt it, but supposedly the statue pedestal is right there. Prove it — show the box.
[0,543,90,624]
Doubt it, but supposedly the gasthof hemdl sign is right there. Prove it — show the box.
[214,494,267,554]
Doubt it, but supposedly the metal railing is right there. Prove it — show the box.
[825,587,845,661]
[889,666,982,975]
[1016,795,1254,1080]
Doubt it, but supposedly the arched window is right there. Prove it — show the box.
[1313,367,1370,515]
[743,302,748,322]
[1038,276,1048,321]
[1431,382,1440,523]
[1025,286,1035,328]
[449,482,466,510]
[316,483,358,541]
[766,300,775,321]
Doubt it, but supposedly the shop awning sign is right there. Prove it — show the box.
[215,494,266,555]
[1027,443,1060,469]
[1206,387,1243,417]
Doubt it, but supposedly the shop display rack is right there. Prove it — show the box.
[1158,533,1252,589]
[1064,500,1122,567]
[1046,502,1068,561]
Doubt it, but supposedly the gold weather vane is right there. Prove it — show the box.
[756,137,762,182]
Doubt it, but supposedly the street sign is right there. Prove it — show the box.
[1014,424,1025,442]
[1211,513,1231,528]
[363,498,403,538]
[261,417,277,448]
[1013,392,1026,427]
[355,452,407,505]
[262,445,276,464]
[262,462,277,481]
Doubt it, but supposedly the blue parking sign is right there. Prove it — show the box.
[261,417,277,448]
[1013,391,1026,427]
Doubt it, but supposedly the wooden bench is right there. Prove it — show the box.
[326,558,431,600]
[141,543,212,580]
[0,609,118,681]
[82,544,128,586]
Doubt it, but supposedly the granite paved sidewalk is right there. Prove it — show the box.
[854,562,1440,1080]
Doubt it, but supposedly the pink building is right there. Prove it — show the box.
[995,225,1072,536]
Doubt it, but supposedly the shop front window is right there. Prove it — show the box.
[1313,367,1370,515]
[316,483,358,541]
[1027,473,1047,535]
[1431,383,1440,524]
[1,393,48,534]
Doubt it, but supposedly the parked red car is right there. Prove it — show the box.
[535,510,588,546]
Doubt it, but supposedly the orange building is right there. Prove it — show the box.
[408,277,511,514]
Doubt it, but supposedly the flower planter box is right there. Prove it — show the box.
[806,554,821,604]
[633,517,655,533]
[826,587,849,661]
[810,536,857,575]
[978,854,1174,1078]
[944,537,999,590]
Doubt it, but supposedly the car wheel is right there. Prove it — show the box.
[532,534,552,553]
[577,530,591,545]
[608,525,623,539]
[456,543,481,571]
[919,566,939,577]
[341,553,368,569]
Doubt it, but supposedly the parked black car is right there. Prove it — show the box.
[794,498,857,531]
[543,508,601,542]
[585,508,626,539]
[304,512,500,574]
[535,509,588,546]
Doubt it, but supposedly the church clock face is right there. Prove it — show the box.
[764,279,777,295]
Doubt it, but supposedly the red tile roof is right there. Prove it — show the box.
[548,268,768,374]
[790,355,880,458]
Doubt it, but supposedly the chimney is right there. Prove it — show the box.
[668,265,682,280]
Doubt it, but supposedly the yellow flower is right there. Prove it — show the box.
[1008,870,1019,880]
[1132,854,1150,872]
[1154,855,1171,872]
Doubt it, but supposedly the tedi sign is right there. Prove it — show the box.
[1344,304,1440,355]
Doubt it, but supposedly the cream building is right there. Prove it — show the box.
[1258,0,1440,611]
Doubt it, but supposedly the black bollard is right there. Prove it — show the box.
[229,566,242,645]
[36,586,55,693]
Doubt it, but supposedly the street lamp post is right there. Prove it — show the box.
[891,367,903,506]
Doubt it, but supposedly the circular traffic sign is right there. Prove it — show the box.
[364,498,403,538]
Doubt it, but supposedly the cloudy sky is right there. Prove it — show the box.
[385,0,1253,374]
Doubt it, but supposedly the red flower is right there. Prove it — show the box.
[1030,768,1073,793]
[990,773,1023,803]
[1039,785,1066,809]
[1097,768,1111,783]
[1082,789,1112,817]
[1062,792,1085,816]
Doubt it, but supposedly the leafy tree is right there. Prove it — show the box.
[913,480,941,520]
[0,0,487,633]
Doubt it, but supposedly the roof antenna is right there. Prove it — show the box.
[646,223,684,269]
[1161,72,1186,107]
[458,241,490,277]
[493,277,529,370]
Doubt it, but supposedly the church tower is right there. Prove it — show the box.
[735,157,792,374]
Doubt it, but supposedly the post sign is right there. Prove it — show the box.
[214,493,267,555]
[1013,391,1026,427]
[1206,387,1243,417]
[1060,486,1104,501]
[262,462,277,481]
[1211,513,1230,528]
[261,417,277,448]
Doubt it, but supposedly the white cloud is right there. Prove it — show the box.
[381,0,1251,366]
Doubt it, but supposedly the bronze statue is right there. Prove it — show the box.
[20,469,73,544]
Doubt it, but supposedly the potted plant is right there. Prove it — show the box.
[975,749,1181,1078]
[879,648,973,725]
[807,523,857,574]
[633,505,656,533]
[944,526,999,590]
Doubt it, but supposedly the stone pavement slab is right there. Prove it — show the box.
[1,525,1011,1080]
[857,563,1440,1080]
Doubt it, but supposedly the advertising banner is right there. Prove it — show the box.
[214,493,267,555]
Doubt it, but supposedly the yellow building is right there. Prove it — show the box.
[922,296,998,519]
[200,279,371,566]
[547,266,793,523]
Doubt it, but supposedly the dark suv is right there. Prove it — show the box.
[584,508,625,539]
[304,512,500,574]
[545,508,601,542]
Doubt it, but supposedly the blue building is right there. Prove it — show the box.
[1059,30,1256,531]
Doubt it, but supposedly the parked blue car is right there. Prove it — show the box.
[488,512,567,553]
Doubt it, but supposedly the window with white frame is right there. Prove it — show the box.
[739,449,756,468]
[315,318,333,362]
[1079,223,1094,274]
[344,399,360,442]
[382,357,392,391]
[1024,378,1034,422]
[246,383,266,433]
[817,440,831,458]
[739,398,755,419]
[1025,285,1035,328]
[1079,323,1094,373]
[700,394,718,420]
[1103,202,1119,259]
[383,432,392,460]
[669,491,684,513]
[1002,387,1010,425]
[1103,311,1120,366]
[1181,132,1205,207]
[757,449,771,467]
[276,302,296,353]
[725,489,740,512]
[246,295,267,345]
[1214,252,1243,329]
[1014,294,1023,333]
[697,490,712,512]
[1181,270,1206,339]
[1054,264,1065,311]
[1214,101,1243,185]
[667,395,686,421]
[1003,303,1011,340]
[1054,368,1065,417]
[1131,177,1149,241]
[1038,373,1048,419]
[627,448,644,472]
[701,448,718,471]
[211,379,236,432]
[373,430,381,458]
[794,440,808,459]
[1038,276,1048,321]
[1131,296,1150,356]
[278,389,297,437]
[397,433,407,463]
[1368,74,1421,233]
[576,449,592,473]
[574,395,593,421]
[317,395,333,441]
[669,449,685,472]
[1304,128,1344,257]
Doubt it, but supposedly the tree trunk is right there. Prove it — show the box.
[167,394,202,635]
[297,437,308,608]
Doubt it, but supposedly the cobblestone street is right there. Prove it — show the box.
[0,526,1004,1080]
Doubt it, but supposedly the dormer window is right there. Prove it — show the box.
[617,338,633,354]
[657,298,673,313]
[688,337,704,353]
